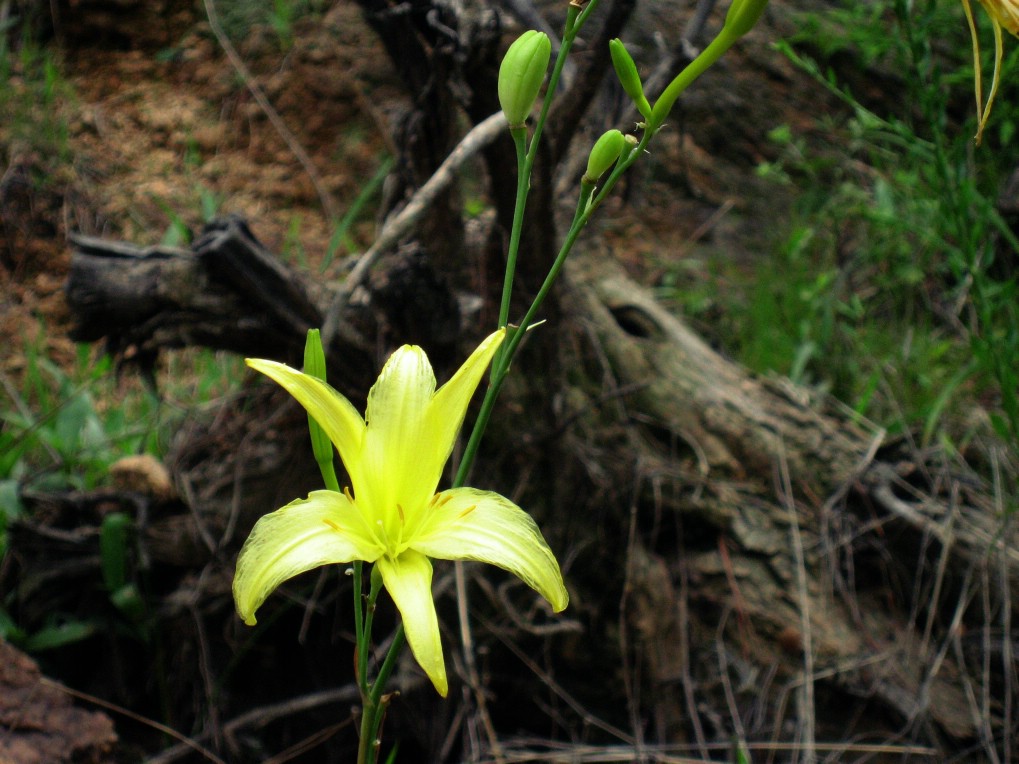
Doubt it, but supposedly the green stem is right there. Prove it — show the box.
[357,697,375,764]
[368,625,406,729]
[456,128,654,489]
[352,561,365,680]
[355,624,407,764]
[493,5,586,373]
[650,31,737,131]
[359,567,384,695]
[497,127,529,333]
[356,571,401,764]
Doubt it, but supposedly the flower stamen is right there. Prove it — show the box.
[457,505,477,520]
[323,518,342,532]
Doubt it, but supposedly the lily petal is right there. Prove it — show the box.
[413,488,569,612]
[425,329,505,481]
[979,0,1019,34]
[245,359,366,487]
[362,346,439,530]
[376,550,448,696]
[233,490,382,625]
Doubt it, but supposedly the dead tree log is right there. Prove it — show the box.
[66,215,463,393]
[67,216,348,373]
[561,253,1019,747]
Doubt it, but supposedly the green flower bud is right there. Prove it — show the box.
[609,39,652,120]
[724,0,769,38]
[583,129,626,183]
[498,30,552,128]
[303,328,333,466]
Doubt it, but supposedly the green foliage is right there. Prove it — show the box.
[150,136,229,246]
[0,33,73,162]
[214,0,329,49]
[1,345,244,650]
[664,0,1019,451]
[1,344,159,493]
[323,154,393,271]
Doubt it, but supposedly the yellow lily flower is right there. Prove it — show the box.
[233,328,568,696]
[962,0,1019,143]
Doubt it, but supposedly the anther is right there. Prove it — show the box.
[397,504,406,524]
[343,486,355,503]
[323,518,342,531]
[457,504,477,520]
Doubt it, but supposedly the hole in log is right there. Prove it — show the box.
[609,305,657,338]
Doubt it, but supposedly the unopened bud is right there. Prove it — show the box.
[724,0,769,38]
[498,30,552,128]
[303,329,333,465]
[583,129,626,183]
[609,39,652,120]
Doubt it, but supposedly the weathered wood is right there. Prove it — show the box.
[0,640,117,764]
[561,254,1018,746]
[67,216,329,367]
[66,215,423,403]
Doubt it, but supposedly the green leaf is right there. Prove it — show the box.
[100,512,133,593]
[23,620,98,651]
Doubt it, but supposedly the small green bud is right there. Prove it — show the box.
[609,39,652,120]
[724,0,769,38]
[498,30,552,128]
[583,129,626,183]
[303,329,333,466]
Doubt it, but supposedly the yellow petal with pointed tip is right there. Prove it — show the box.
[245,359,367,489]
[426,329,505,474]
[233,490,383,625]
[361,345,440,530]
[412,488,568,612]
[361,329,506,534]
[376,550,448,696]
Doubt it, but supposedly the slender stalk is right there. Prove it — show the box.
[455,123,653,489]
[497,128,530,333]
[464,16,736,476]
[357,695,375,764]
[367,626,407,733]
[359,568,384,697]
[493,3,586,372]
[356,571,397,764]
[650,31,737,131]
[355,623,407,763]
[352,560,365,683]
